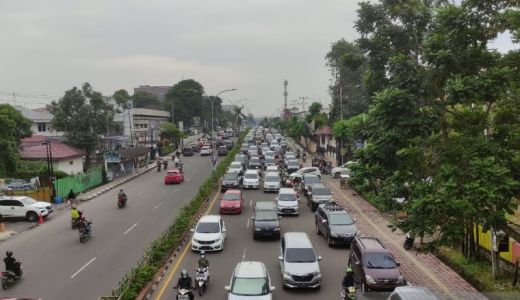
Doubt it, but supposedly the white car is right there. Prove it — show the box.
[191,215,226,252]
[276,188,299,215]
[331,161,357,178]
[228,161,244,174]
[200,146,213,156]
[263,172,281,192]
[243,169,260,190]
[225,261,275,300]
[0,196,53,222]
[290,167,321,179]
[265,166,279,175]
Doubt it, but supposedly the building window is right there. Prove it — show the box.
[69,161,74,165]
[37,123,47,132]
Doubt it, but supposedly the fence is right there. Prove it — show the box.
[475,224,520,265]
[54,167,103,198]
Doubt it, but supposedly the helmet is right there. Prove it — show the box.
[71,205,76,210]
[346,267,353,273]
[120,189,124,192]
[181,269,188,278]
[6,251,13,257]
[200,250,205,258]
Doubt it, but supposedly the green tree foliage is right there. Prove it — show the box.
[113,89,131,111]
[0,104,32,176]
[132,91,163,110]
[160,122,182,147]
[164,79,204,128]
[51,83,116,169]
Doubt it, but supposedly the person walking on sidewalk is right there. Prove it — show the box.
[67,189,77,207]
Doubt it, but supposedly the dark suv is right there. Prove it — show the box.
[221,172,241,192]
[315,203,358,246]
[307,183,334,211]
[349,236,406,293]
[252,202,281,239]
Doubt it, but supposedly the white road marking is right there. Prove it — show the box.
[153,202,163,210]
[249,199,252,207]
[123,223,139,235]
[246,218,250,229]
[186,177,192,182]
[242,248,247,262]
[70,257,96,279]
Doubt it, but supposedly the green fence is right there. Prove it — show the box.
[54,167,103,198]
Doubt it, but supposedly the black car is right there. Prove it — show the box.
[221,172,241,192]
[225,140,234,150]
[252,202,281,239]
[248,157,262,170]
[300,174,321,196]
[315,203,358,246]
[217,146,228,156]
[182,146,194,156]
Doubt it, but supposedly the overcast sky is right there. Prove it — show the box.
[0,0,516,117]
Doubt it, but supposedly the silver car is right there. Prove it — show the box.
[225,261,275,300]
[276,188,299,215]
[263,172,281,192]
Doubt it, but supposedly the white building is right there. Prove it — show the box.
[15,106,63,137]
[115,107,171,146]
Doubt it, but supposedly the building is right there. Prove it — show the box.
[14,106,63,137]
[19,136,85,175]
[115,107,171,146]
[133,85,170,101]
[222,104,234,113]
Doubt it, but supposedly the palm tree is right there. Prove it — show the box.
[232,105,247,132]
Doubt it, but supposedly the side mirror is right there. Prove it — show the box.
[270,286,276,291]
[278,256,283,261]
[331,192,334,195]
[321,219,327,224]
[317,256,322,261]
[353,218,357,223]
[225,286,230,291]
[396,262,401,266]
[355,261,361,265]
[251,216,255,220]
[190,228,195,232]
[278,216,282,219]
[274,197,279,201]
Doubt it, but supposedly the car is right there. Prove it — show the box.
[234,154,247,167]
[217,145,228,156]
[200,146,213,156]
[191,215,227,252]
[315,203,358,246]
[224,140,234,150]
[225,261,275,299]
[248,157,262,170]
[306,183,334,211]
[300,173,321,195]
[331,161,358,178]
[220,189,244,214]
[276,188,299,215]
[243,169,260,189]
[252,202,281,239]
[349,236,406,293]
[182,146,194,156]
[0,196,53,222]
[265,165,279,175]
[228,161,244,175]
[263,156,276,169]
[278,232,322,289]
[290,167,321,179]
[286,162,300,174]
[164,169,184,184]
[387,286,440,300]
[263,172,281,192]
[221,172,241,192]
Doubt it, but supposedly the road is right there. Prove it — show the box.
[153,177,390,300]
[0,151,218,300]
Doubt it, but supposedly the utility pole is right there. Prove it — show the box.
[299,96,310,113]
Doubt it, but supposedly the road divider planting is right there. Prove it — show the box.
[101,130,248,300]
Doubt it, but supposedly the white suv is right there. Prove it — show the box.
[225,261,275,299]
[0,196,53,222]
[276,188,299,215]
[243,169,260,190]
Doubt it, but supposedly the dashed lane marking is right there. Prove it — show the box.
[70,257,96,279]
[123,223,138,235]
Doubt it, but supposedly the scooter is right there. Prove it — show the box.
[71,211,84,229]
[403,232,414,250]
[176,288,191,300]
[340,285,356,300]
[117,195,127,209]
[79,221,93,243]
[1,261,22,290]
[195,267,209,296]
[157,164,161,172]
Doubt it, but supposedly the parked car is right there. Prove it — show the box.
[252,202,281,240]
[315,203,358,246]
[290,167,321,179]
[191,215,227,252]
[182,146,194,156]
[243,169,260,190]
[306,183,334,211]
[0,196,53,222]
[200,146,213,156]
[331,161,358,178]
[221,172,241,192]
[278,232,322,289]
[219,189,244,214]
[164,169,184,184]
[349,236,406,293]
[387,286,440,300]
[263,172,281,192]
[276,188,299,215]
[217,145,228,156]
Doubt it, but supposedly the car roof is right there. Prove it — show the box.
[224,189,242,195]
[279,187,296,194]
[303,173,320,179]
[264,172,280,177]
[355,236,388,253]
[255,201,276,210]
[245,169,259,174]
[284,232,313,248]
[167,169,181,173]
[309,183,327,189]
[390,286,440,300]
[0,196,33,201]
[199,215,221,223]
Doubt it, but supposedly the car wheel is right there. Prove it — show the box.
[327,234,333,247]
[26,211,38,222]
[315,223,321,235]
[361,282,368,294]
[335,172,340,179]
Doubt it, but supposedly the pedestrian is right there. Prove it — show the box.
[67,189,77,207]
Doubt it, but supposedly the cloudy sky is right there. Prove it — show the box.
[0,0,516,116]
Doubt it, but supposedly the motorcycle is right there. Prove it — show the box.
[79,221,93,243]
[302,154,307,163]
[195,267,209,296]
[341,285,356,300]
[176,161,184,172]
[403,232,415,250]
[117,195,127,209]
[71,211,84,229]
[176,288,191,300]
[157,163,162,172]
[1,261,22,290]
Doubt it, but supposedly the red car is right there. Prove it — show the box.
[164,169,184,184]
[219,189,244,214]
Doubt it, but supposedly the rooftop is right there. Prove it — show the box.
[20,136,85,160]
[14,105,53,122]
[235,261,266,278]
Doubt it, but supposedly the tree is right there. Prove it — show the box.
[132,91,163,109]
[51,83,116,169]
[0,104,32,176]
[164,79,204,128]
[160,122,182,148]
[113,89,131,111]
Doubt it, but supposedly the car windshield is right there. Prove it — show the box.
[312,187,331,195]
[167,171,179,176]
[230,163,241,168]
[196,222,220,233]
[285,248,316,263]
[255,210,278,221]
[265,158,275,163]
[364,253,397,269]
[304,177,321,184]
[224,173,238,180]
[287,163,299,168]
[222,193,241,201]
[231,277,269,296]
[265,176,280,182]
[245,173,258,179]
[250,158,260,164]
[20,198,37,205]
[329,214,354,225]
[278,193,296,202]
[235,156,245,162]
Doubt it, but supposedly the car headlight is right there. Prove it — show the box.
[282,273,292,279]
[396,275,405,285]
[313,272,321,278]
[366,275,376,284]
[273,227,280,231]
[254,228,261,232]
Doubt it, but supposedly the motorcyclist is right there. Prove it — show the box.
[302,151,307,162]
[197,251,209,269]
[341,267,356,292]
[175,269,194,300]
[4,251,21,278]
[156,160,162,171]
[118,189,127,203]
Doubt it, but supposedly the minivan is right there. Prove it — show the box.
[243,170,260,190]
[226,261,275,300]
[278,232,322,288]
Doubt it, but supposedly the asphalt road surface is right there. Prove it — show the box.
[153,177,391,300]
[0,153,218,300]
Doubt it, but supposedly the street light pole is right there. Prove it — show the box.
[212,89,237,139]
